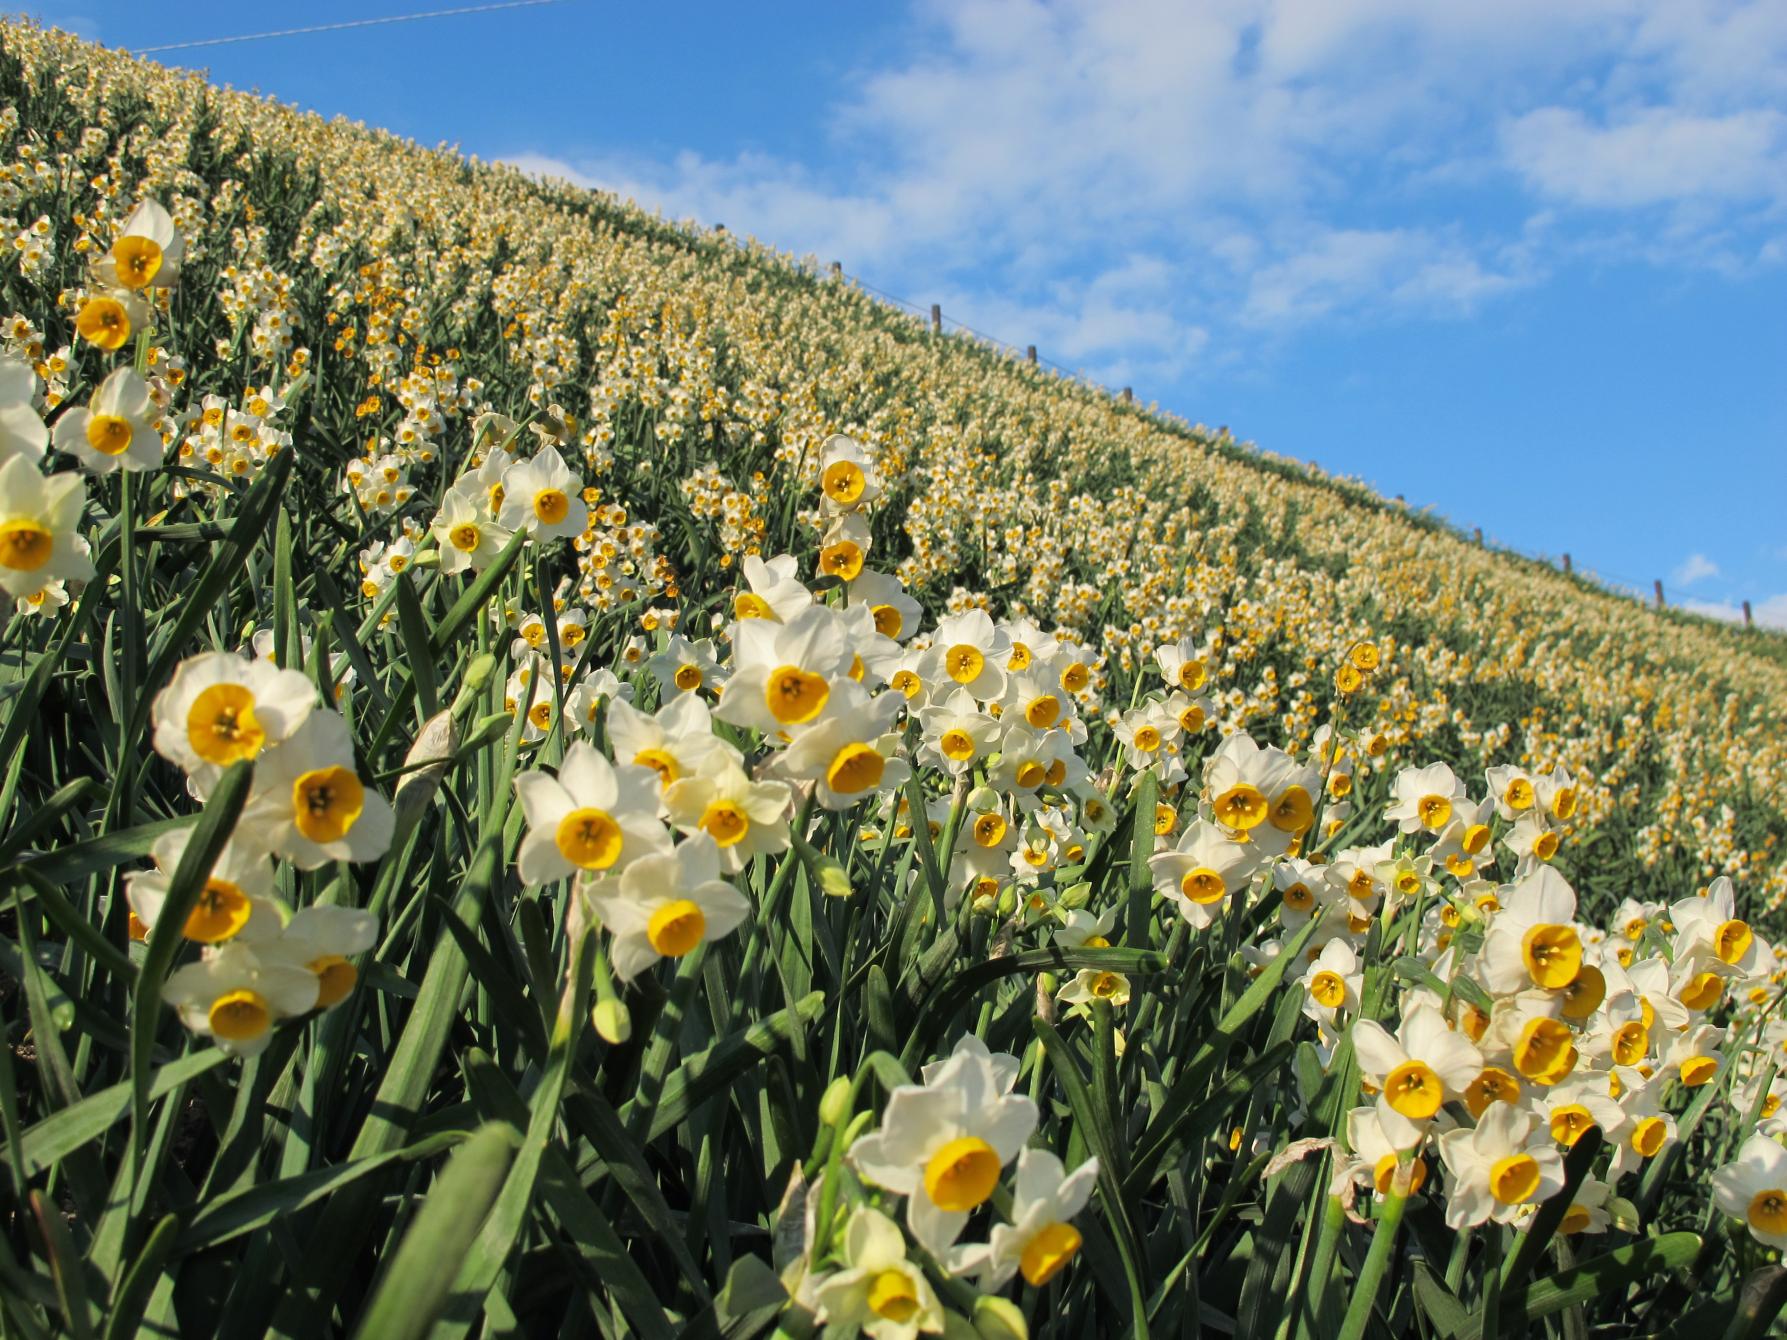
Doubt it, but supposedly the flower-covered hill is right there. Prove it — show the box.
[3,20,1783,914]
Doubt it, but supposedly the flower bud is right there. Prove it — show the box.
[966,784,1000,813]
[974,1297,1029,1340]
[818,1075,852,1128]
[592,998,631,1044]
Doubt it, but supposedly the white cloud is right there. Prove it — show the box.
[1503,107,1787,209]
[504,0,1787,392]
[1672,552,1721,587]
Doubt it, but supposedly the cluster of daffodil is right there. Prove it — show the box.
[132,651,390,1056]
[17,18,1782,909]
[773,1035,1098,1337]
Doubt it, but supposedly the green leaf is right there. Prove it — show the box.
[1458,1232,1701,1340]
[349,1122,518,1340]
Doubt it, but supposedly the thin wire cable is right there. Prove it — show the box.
[132,0,563,55]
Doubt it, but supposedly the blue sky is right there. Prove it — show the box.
[31,0,1787,627]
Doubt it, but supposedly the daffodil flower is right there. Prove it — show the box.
[51,365,163,473]
[150,651,316,799]
[956,1148,1099,1291]
[1351,1003,1484,1149]
[1713,1134,1787,1248]
[0,453,94,599]
[582,833,750,981]
[124,830,284,948]
[238,710,396,869]
[810,1207,941,1340]
[849,1034,1038,1258]
[1436,1102,1565,1229]
[163,941,320,1058]
[514,742,669,885]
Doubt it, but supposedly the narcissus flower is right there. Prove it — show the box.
[52,366,163,473]
[1437,1101,1565,1229]
[162,940,321,1058]
[237,711,396,869]
[151,652,317,797]
[927,609,1010,702]
[715,604,855,735]
[810,1207,941,1340]
[93,199,184,290]
[1351,1003,1483,1148]
[663,757,793,872]
[849,1034,1038,1256]
[1150,818,1265,931]
[958,1148,1099,1290]
[582,834,750,981]
[765,682,909,810]
[515,742,669,884]
[498,446,588,541]
[816,433,881,512]
[72,287,147,351]
[124,831,283,946]
[1712,1134,1787,1249]
[263,905,380,1009]
[432,485,514,574]
[0,455,93,598]
[1480,868,1584,996]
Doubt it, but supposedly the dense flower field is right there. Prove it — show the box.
[3,19,1787,1340]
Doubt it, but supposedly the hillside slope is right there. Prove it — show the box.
[3,20,1783,911]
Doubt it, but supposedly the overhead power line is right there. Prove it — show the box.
[132,0,564,55]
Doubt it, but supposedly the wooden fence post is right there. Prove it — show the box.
[1562,553,1572,573]
[829,260,841,278]
[1473,528,1483,545]
[930,304,941,335]
[1654,580,1665,608]
[1744,600,1754,627]
[1026,345,1037,364]
[1121,387,1133,404]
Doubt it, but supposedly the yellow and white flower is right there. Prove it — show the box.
[1479,868,1584,997]
[958,1148,1099,1290]
[916,688,1000,776]
[1351,1003,1483,1149]
[849,1034,1038,1257]
[732,552,813,623]
[0,354,46,465]
[162,940,320,1058]
[925,610,1010,702]
[514,741,669,884]
[1437,1102,1565,1229]
[151,651,317,798]
[810,1207,941,1340]
[1149,818,1265,931]
[262,905,379,1009]
[124,830,283,946]
[93,199,184,291]
[714,604,854,735]
[1712,1134,1787,1249]
[847,568,921,642]
[0,453,93,598]
[581,834,751,981]
[52,366,163,473]
[764,682,909,810]
[498,446,587,542]
[237,711,396,869]
[663,757,793,872]
[432,484,513,574]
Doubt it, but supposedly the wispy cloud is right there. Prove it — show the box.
[1672,552,1721,587]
